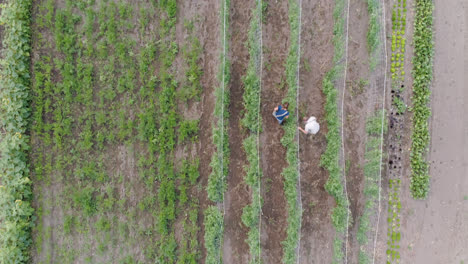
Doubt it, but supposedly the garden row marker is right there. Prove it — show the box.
[256,0,263,262]
[296,0,304,262]
[372,0,388,262]
[340,0,351,262]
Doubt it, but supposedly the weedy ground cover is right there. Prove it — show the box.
[0,0,34,263]
[29,0,203,262]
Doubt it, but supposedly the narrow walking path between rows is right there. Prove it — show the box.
[259,0,291,262]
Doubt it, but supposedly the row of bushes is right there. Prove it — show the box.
[280,0,301,262]
[240,0,263,262]
[409,0,434,199]
[0,0,34,263]
[320,0,349,262]
[205,0,230,263]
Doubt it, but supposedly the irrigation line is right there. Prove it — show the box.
[372,0,388,262]
[340,0,351,262]
[295,0,303,262]
[256,0,264,262]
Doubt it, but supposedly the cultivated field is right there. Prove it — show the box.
[0,0,467,263]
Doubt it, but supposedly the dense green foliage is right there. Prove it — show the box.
[0,1,34,262]
[240,1,263,262]
[320,0,349,262]
[205,0,230,262]
[365,0,380,69]
[280,0,302,262]
[410,0,434,199]
[207,0,231,203]
[204,206,224,264]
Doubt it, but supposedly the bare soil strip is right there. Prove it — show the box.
[184,0,221,262]
[398,0,468,263]
[297,0,336,263]
[258,1,291,263]
[223,0,253,262]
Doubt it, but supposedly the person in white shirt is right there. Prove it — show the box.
[298,116,320,135]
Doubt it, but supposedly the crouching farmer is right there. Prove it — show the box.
[272,102,290,125]
[298,116,320,135]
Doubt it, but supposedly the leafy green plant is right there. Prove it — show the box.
[204,206,223,264]
[0,1,34,262]
[279,0,303,262]
[207,0,231,203]
[239,1,264,262]
[409,0,434,199]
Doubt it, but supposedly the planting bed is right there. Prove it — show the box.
[296,0,335,263]
[3,0,467,263]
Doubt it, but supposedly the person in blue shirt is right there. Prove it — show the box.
[272,102,290,124]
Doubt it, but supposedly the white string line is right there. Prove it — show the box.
[372,0,388,262]
[256,0,263,262]
[295,0,303,263]
[220,0,227,263]
[340,0,351,262]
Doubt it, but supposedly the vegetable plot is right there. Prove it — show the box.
[409,0,434,199]
[240,0,263,263]
[205,0,230,262]
[0,1,34,263]
[320,0,350,262]
[281,0,302,262]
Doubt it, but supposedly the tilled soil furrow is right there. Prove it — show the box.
[223,0,254,263]
[259,1,290,263]
[297,0,336,263]
[193,0,222,262]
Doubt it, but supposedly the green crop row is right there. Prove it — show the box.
[0,1,34,263]
[320,0,350,262]
[409,0,434,199]
[205,0,230,263]
[279,0,302,263]
[365,0,381,70]
[357,111,387,264]
[207,0,231,203]
[386,0,407,261]
[204,206,224,264]
[240,1,263,262]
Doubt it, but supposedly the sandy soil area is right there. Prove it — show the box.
[398,0,468,263]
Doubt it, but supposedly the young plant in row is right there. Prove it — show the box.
[240,0,263,263]
[356,110,388,264]
[205,0,231,263]
[280,0,302,262]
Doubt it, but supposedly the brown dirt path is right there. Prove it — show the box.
[259,1,290,263]
[397,1,468,263]
[222,0,253,263]
[296,0,336,263]
[341,0,375,262]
